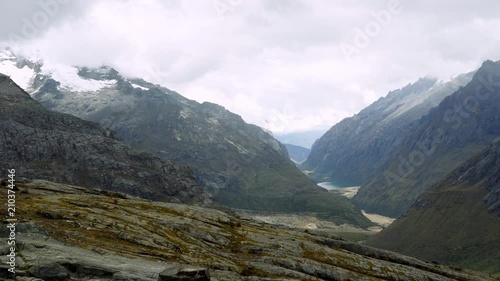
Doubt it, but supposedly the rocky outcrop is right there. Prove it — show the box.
[0,73,211,205]
[367,138,500,277]
[354,60,500,217]
[28,263,69,281]
[0,179,496,281]
[301,74,473,185]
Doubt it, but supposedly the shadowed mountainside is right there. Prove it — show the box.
[0,73,211,205]
[354,60,500,217]
[301,73,473,186]
[0,50,374,227]
[367,137,500,277]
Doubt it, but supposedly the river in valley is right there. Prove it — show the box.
[318,182,396,227]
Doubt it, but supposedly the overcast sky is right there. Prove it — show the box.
[2,0,500,138]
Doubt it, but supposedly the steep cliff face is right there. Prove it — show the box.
[0,73,210,205]
[367,137,500,277]
[301,73,473,186]
[0,50,372,227]
[354,60,500,217]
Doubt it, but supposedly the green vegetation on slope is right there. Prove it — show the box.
[367,137,500,277]
[6,61,374,228]
[367,184,500,277]
[215,164,374,228]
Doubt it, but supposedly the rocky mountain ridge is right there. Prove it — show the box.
[0,73,210,205]
[301,73,474,186]
[0,50,372,227]
[354,60,500,217]
[367,137,500,277]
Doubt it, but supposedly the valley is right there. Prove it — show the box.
[1,50,500,280]
[0,49,373,229]
[1,2,500,280]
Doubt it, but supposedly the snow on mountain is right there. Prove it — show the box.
[130,82,149,91]
[40,62,117,93]
[0,49,116,93]
[0,50,35,91]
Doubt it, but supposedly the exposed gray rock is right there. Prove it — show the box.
[6,180,495,281]
[0,73,211,206]
[158,266,210,281]
[112,271,150,281]
[28,263,69,281]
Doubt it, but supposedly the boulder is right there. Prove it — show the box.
[28,263,68,281]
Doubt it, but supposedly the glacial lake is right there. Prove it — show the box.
[317,182,350,190]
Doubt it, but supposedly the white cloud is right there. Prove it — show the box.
[2,0,500,135]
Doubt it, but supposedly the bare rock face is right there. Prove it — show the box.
[0,73,211,206]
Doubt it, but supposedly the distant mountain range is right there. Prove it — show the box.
[300,59,500,277]
[354,60,500,217]
[283,143,311,164]
[0,49,371,227]
[301,73,474,186]
[301,61,500,218]
[276,130,325,148]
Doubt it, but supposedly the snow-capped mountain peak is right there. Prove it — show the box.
[0,49,36,91]
[0,49,117,93]
[40,62,117,93]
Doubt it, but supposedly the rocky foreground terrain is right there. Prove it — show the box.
[1,179,497,281]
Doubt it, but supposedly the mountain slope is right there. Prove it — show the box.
[367,137,500,277]
[0,73,210,205]
[1,179,496,281]
[0,50,372,227]
[284,143,311,164]
[301,74,473,186]
[354,60,500,217]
